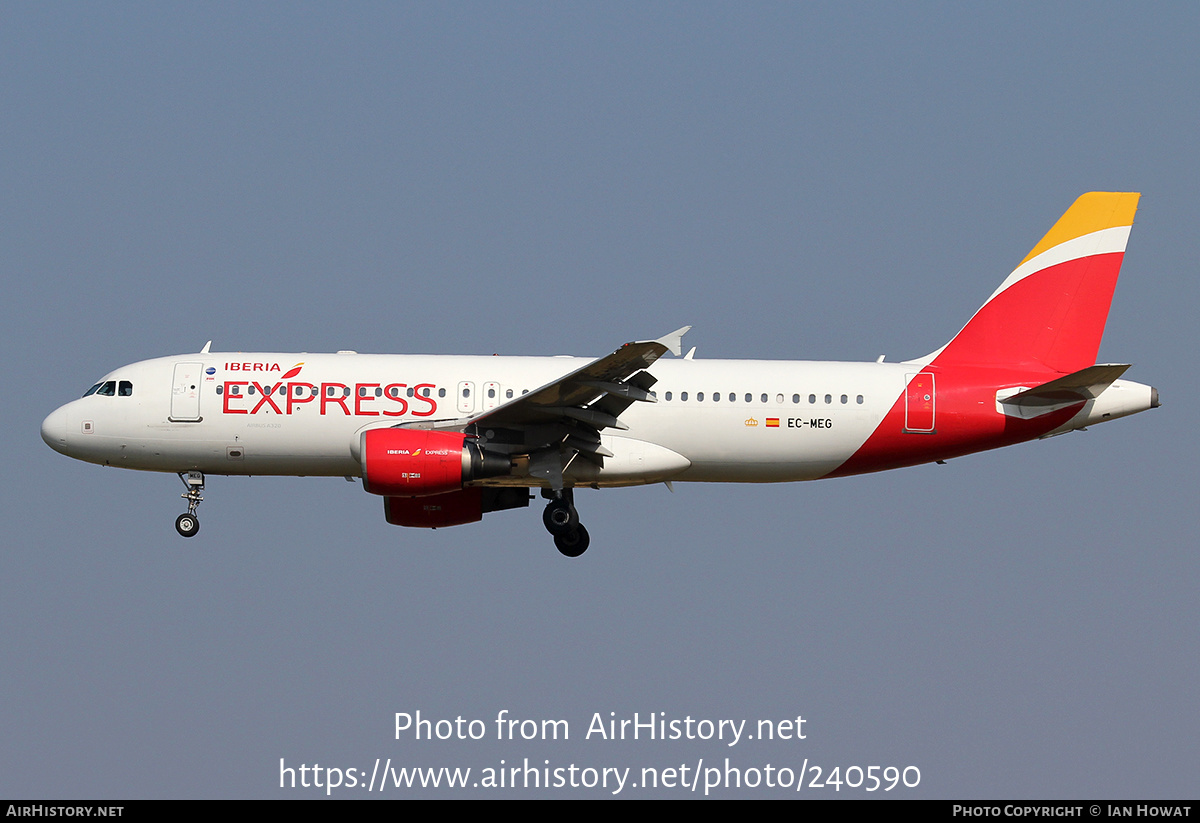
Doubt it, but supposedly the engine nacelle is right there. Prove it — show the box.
[360,428,510,497]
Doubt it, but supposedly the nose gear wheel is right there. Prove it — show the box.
[175,471,204,538]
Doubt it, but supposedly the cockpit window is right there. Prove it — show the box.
[84,380,131,397]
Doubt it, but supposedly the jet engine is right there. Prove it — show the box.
[359,428,511,497]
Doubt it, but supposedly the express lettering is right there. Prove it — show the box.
[222,381,439,417]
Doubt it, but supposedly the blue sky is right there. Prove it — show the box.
[3,3,1196,797]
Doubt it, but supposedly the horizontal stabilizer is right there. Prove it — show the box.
[1005,364,1131,407]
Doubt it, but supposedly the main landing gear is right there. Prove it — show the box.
[175,471,204,537]
[542,489,589,558]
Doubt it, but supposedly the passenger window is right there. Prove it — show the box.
[697,392,704,401]
[841,394,848,404]
[712,392,719,402]
[760,393,768,403]
[792,394,799,404]
[729,393,736,402]
[216,385,224,395]
[809,394,816,404]
[375,388,383,398]
[422,388,430,397]
[505,389,512,399]
[665,392,672,401]
[857,395,864,404]
[744,393,751,403]
[441,389,448,398]
[776,394,784,404]
[681,392,688,401]
[488,388,496,399]
[407,388,414,397]
[824,394,832,404]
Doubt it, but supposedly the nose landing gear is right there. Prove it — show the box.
[542,489,589,557]
[175,471,204,537]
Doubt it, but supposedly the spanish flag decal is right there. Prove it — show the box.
[766,418,780,427]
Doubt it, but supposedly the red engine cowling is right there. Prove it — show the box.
[360,428,510,497]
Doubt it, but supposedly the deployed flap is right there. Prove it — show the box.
[1005,364,1131,407]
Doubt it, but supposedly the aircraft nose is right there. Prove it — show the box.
[41,406,69,454]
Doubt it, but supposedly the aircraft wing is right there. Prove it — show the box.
[467,325,690,431]
[400,326,690,489]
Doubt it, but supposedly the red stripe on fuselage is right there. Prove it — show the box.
[826,365,1081,477]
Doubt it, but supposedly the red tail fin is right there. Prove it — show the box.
[926,192,1140,373]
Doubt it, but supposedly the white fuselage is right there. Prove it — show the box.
[40,350,1153,488]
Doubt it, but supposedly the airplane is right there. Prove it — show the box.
[41,192,1158,557]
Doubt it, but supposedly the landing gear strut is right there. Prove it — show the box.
[542,489,589,557]
[175,471,204,537]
